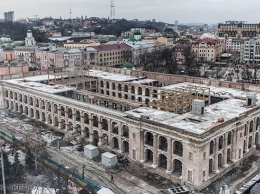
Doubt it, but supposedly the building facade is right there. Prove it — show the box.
[3,47,15,62]
[0,67,259,191]
[92,44,132,67]
[14,46,37,66]
[36,48,83,70]
[226,39,242,52]
[63,40,100,49]
[218,21,260,39]
[240,37,260,64]
[4,11,14,22]
[25,30,36,46]
[192,38,223,62]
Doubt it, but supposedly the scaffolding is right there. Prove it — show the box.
[149,85,211,114]
[50,71,97,91]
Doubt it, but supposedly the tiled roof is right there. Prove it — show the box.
[92,43,131,51]
[192,38,220,46]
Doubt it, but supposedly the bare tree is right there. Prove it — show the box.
[183,46,196,75]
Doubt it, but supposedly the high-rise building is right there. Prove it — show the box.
[4,11,14,22]
[174,20,178,32]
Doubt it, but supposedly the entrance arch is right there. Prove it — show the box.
[145,149,153,163]
[173,159,182,176]
[158,154,167,169]
[93,130,99,146]
[122,141,129,154]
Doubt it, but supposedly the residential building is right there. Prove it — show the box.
[63,40,100,49]
[36,49,56,70]
[218,21,260,39]
[157,37,174,48]
[92,43,132,67]
[14,46,37,66]
[191,38,223,62]
[240,37,260,64]
[36,47,83,70]
[83,47,98,66]
[3,46,15,62]
[4,11,14,22]
[225,39,242,52]
[123,40,164,65]
[172,46,187,63]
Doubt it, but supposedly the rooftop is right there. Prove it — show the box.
[92,43,132,52]
[4,78,74,94]
[126,98,250,134]
[86,69,144,82]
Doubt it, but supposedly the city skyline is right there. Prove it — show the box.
[0,0,259,24]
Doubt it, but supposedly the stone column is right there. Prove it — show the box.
[39,100,42,121]
[152,133,158,168]
[80,112,86,138]
[140,130,145,163]
[107,119,112,147]
[72,110,77,133]
[252,132,256,148]
[246,125,249,152]
[223,133,228,167]
[118,123,122,153]
[89,132,94,143]
[98,133,102,146]
[58,108,61,129]
[166,137,173,173]
[115,85,119,98]
[51,103,55,127]
[45,101,48,125]
[65,108,68,132]
[33,98,36,119]
[214,139,219,173]
[231,128,237,162]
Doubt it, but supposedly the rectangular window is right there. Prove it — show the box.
[203,152,206,160]
[189,152,193,160]
[77,94,80,100]
[202,170,206,182]
[133,149,136,160]
[188,170,192,182]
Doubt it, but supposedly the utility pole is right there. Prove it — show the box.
[1,145,6,194]
[82,164,85,178]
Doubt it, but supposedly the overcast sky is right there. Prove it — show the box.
[0,0,259,24]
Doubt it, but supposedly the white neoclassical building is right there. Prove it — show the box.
[0,68,259,191]
[25,30,36,46]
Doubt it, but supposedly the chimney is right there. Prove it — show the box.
[192,99,205,115]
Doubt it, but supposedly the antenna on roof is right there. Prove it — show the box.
[69,1,72,20]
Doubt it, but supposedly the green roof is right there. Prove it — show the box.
[122,62,133,69]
